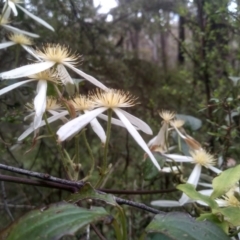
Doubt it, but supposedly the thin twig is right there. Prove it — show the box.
[90,224,107,240]
[1,181,14,221]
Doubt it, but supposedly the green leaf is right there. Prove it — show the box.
[0,202,108,240]
[67,182,117,206]
[211,165,240,199]
[176,114,202,131]
[177,183,218,209]
[197,213,229,234]
[144,212,229,240]
[213,207,240,226]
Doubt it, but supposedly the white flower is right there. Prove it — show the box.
[151,149,222,207]
[2,0,54,31]
[0,33,34,55]
[148,110,175,152]
[18,97,68,141]
[0,70,59,129]
[0,15,39,38]
[57,89,161,170]
[0,44,108,90]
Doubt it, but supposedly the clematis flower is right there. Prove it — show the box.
[57,89,161,170]
[0,33,34,55]
[18,97,69,141]
[0,69,59,129]
[148,110,175,152]
[0,44,108,90]
[151,149,222,207]
[2,0,54,31]
[0,15,39,38]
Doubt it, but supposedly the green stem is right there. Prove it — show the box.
[74,134,80,164]
[43,113,73,180]
[116,205,127,240]
[82,130,95,181]
[103,109,112,171]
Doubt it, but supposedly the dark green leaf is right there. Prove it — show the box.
[0,202,108,240]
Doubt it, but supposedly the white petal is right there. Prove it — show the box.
[33,80,47,129]
[187,164,201,186]
[114,108,161,170]
[208,165,222,175]
[163,154,192,163]
[57,64,74,85]
[98,113,136,129]
[24,112,35,121]
[3,25,39,38]
[90,118,106,143]
[63,62,108,90]
[0,61,55,79]
[198,182,212,188]
[119,109,153,135]
[179,193,190,205]
[0,79,36,96]
[198,189,213,196]
[151,200,183,207]
[57,107,107,142]
[161,166,180,173]
[148,136,157,147]
[215,199,228,207]
[16,4,54,31]
[8,1,18,16]
[0,41,15,49]
[22,45,41,60]
[18,111,69,141]
[2,2,11,19]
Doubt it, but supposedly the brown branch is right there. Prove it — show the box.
[0,163,165,215]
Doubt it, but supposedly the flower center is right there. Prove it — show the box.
[70,96,94,111]
[35,44,79,64]
[28,69,59,83]
[159,110,175,124]
[9,33,33,45]
[190,149,216,168]
[46,97,61,111]
[90,89,137,109]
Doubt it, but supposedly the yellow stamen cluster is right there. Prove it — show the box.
[190,149,216,168]
[9,33,32,45]
[28,69,59,83]
[159,110,175,124]
[35,44,79,65]
[170,119,185,129]
[90,89,137,108]
[46,97,61,111]
[223,190,240,207]
[70,96,94,111]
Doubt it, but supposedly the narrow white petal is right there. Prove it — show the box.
[98,113,136,129]
[3,25,39,38]
[208,165,222,174]
[63,62,108,90]
[57,107,107,142]
[148,136,157,147]
[24,112,35,121]
[33,80,47,129]
[57,64,74,85]
[179,193,190,205]
[8,1,18,16]
[0,41,15,49]
[151,200,183,207]
[16,4,54,31]
[18,111,69,141]
[0,79,36,96]
[119,109,153,135]
[163,154,192,163]
[114,109,161,170]
[215,199,228,207]
[2,2,11,19]
[198,189,213,196]
[47,110,68,123]
[186,164,201,186]
[90,118,106,143]
[0,61,54,79]
[161,166,179,173]
[22,45,41,60]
